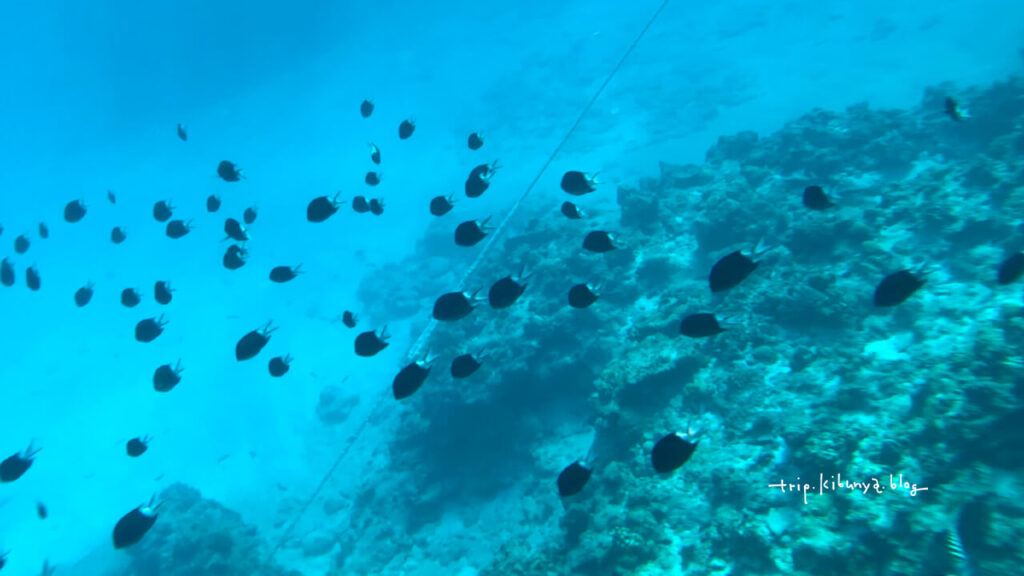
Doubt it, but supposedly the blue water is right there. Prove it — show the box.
[0,0,1022,574]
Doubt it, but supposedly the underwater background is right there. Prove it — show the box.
[1,0,1024,574]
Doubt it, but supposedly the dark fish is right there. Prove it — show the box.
[352,196,371,213]
[354,327,390,357]
[560,201,584,220]
[126,437,150,457]
[679,313,725,338]
[945,96,968,121]
[369,143,381,164]
[557,460,593,497]
[270,264,302,283]
[874,269,926,307]
[430,194,456,216]
[224,218,248,242]
[269,354,293,377]
[111,226,127,244]
[488,267,529,309]
[997,253,1024,285]
[107,190,117,204]
[0,551,6,569]
[153,200,174,222]
[206,195,221,213]
[709,243,773,293]
[365,172,381,186]
[135,315,168,343]
[433,291,479,321]
[392,353,437,400]
[74,283,95,307]
[217,160,242,182]
[342,310,357,328]
[36,501,47,519]
[112,498,160,549]
[25,266,40,291]
[561,171,598,195]
[236,321,277,361]
[802,185,835,210]
[455,217,491,247]
[121,288,142,308]
[307,194,344,222]
[38,222,49,239]
[369,198,384,216]
[243,206,258,225]
[0,258,12,286]
[465,161,499,198]
[14,234,29,254]
[165,219,192,239]
[64,199,87,223]
[582,231,617,253]
[568,283,599,308]
[450,353,483,379]
[154,281,174,305]
[360,99,374,118]
[153,360,183,392]
[398,119,416,139]
[467,132,484,150]
[652,432,699,474]
[176,123,187,141]
[223,244,247,270]
[0,443,40,482]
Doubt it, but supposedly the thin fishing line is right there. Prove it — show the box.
[269,0,670,560]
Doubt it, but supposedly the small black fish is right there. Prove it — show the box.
[369,198,384,216]
[398,119,416,139]
[709,243,773,293]
[112,498,160,549]
[111,226,127,244]
[206,195,221,213]
[0,258,13,287]
[997,253,1024,285]
[75,283,95,307]
[36,501,47,519]
[557,460,593,497]
[568,283,599,309]
[450,353,483,379]
[38,222,49,239]
[121,288,142,308]
[154,281,174,305]
[223,244,247,270]
[430,194,456,216]
[176,123,187,141]
[269,354,293,377]
[135,315,168,343]
[360,99,374,118]
[560,201,584,220]
[455,217,491,247]
[392,353,436,400]
[874,268,926,307]
[0,443,40,482]
[224,218,248,242]
[0,550,6,569]
[679,313,725,338]
[582,230,617,253]
[467,132,484,150]
[307,194,344,223]
[14,234,29,254]
[126,436,150,457]
[270,264,302,283]
[652,432,699,474]
[488,267,529,309]
[64,199,87,223]
[153,200,174,222]
[352,196,371,213]
[561,171,598,195]
[243,206,258,225]
[354,327,390,357]
[433,291,479,321]
[217,160,242,182]
[465,161,499,198]
[944,96,968,122]
[802,185,835,210]
[25,266,40,291]
[342,310,357,328]
[369,143,381,164]
[153,360,183,392]
[107,190,117,204]
[365,172,381,186]
[236,321,277,361]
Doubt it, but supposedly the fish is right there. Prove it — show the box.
[0,442,40,482]
[111,226,127,244]
[433,291,481,321]
[455,218,491,247]
[307,194,344,222]
[369,198,384,216]
[342,310,358,328]
[874,268,927,307]
[152,200,174,222]
[568,283,599,308]
[269,355,293,377]
[369,143,381,164]
[25,266,40,291]
[0,257,13,286]
[64,199,87,223]
[243,206,258,225]
[560,201,584,220]
[802,185,835,210]
[398,119,416,139]
[223,244,248,270]
[217,160,242,182]
[107,190,117,204]
[430,194,456,216]
[465,161,500,198]
[468,132,484,150]
[352,196,371,213]
[557,460,593,497]
[365,172,382,186]
[38,222,49,239]
[112,497,160,549]
[944,96,969,121]
[134,315,168,343]
[354,327,390,357]
[165,219,193,239]
[708,241,775,293]
[121,288,142,308]
[450,352,484,379]
[36,501,47,519]
[392,352,438,400]
[153,360,183,392]
[154,281,174,305]
[206,195,221,213]
[14,234,29,254]
[679,313,725,338]
[582,231,618,253]
[125,436,150,457]
[997,253,1024,285]
[651,431,699,474]
[488,266,530,309]
[74,283,95,307]
[176,123,187,141]
[236,321,277,361]
[561,171,598,195]
[270,265,302,283]
[360,99,374,118]
[224,218,249,242]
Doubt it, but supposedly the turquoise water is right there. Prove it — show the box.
[1,0,1023,574]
